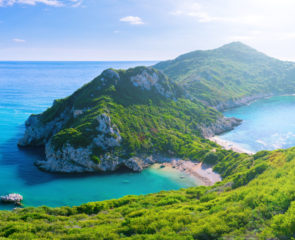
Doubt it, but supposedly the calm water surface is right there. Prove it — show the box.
[220,96,295,153]
[0,61,197,210]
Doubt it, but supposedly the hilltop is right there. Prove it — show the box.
[155,42,295,109]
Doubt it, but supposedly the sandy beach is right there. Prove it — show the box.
[151,136,254,186]
[209,136,254,155]
[153,160,222,186]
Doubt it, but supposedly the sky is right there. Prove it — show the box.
[1,0,295,61]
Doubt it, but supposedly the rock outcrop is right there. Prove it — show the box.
[1,193,23,205]
[37,142,166,173]
[18,107,71,147]
[213,93,273,111]
[94,114,121,149]
[130,69,175,98]
[199,117,242,138]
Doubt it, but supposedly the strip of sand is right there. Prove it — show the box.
[154,160,221,186]
[209,136,254,155]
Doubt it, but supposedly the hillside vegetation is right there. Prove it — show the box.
[155,42,295,106]
[2,148,295,239]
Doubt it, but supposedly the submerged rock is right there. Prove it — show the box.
[1,193,23,205]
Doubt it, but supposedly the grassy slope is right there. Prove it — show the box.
[1,148,295,239]
[40,66,225,162]
[154,42,295,106]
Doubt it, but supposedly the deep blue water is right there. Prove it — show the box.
[0,61,197,210]
[220,96,295,153]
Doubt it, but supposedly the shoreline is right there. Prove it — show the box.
[152,160,222,186]
[209,136,254,155]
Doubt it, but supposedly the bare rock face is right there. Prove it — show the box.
[37,142,94,172]
[130,69,174,98]
[94,114,122,150]
[18,108,71,147]
[37,140,158,173]
[199,117,242,138]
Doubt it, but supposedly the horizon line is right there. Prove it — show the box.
[0,60,161,62]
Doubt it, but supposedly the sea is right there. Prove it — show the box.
[0,61,197,210]
[220,95,295,153]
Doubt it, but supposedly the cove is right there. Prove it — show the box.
[0,61,198,210]
[219,95,295,153]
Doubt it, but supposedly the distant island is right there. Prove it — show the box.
[3,42,295,239]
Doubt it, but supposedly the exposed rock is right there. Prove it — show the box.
[213,93,273,111]
[94,114,122,150]
[18,108,71,147]
[37,142,95,173]
[102,69,120,81]
[38,136,174,173]
[1,193,23,205]
[199,117,242,138]
[130,69,174,98]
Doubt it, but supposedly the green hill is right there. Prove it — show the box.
[155,42,295,108]
[18,66,239,173]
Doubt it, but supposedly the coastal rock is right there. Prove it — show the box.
[199,117,242,138]
[1,193,23,205]
[18,107,71,147]
[38,139,166,173]
[213,93,273,111]
[37,141,95,172]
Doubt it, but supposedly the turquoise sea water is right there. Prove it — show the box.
[0,61,197,210]
[220,96,295,153]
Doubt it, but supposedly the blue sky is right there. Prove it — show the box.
[1,0,295,61]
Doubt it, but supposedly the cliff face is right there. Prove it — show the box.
[18,66,241,173]
[38,141,157,173]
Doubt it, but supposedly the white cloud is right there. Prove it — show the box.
[120,16,144,25]
[0,0,82,7]
[70,0,82,7]
[170,1,217,22]
[169,0,295,28]
[170,1,263,24]
[12,38,26,43]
